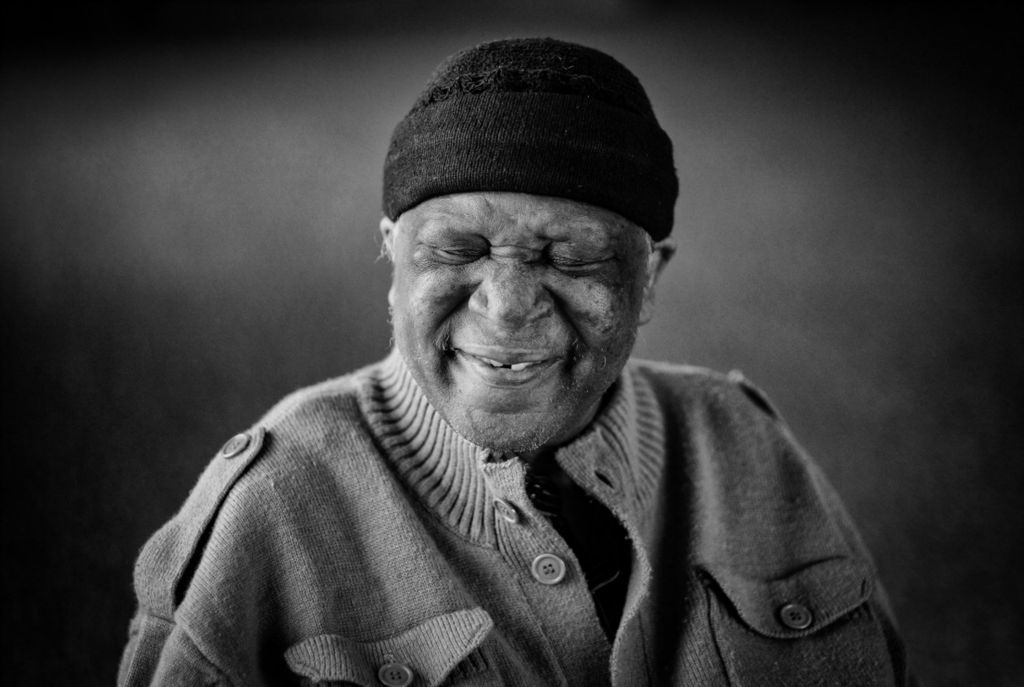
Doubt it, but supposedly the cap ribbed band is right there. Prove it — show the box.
[382,38,678,240]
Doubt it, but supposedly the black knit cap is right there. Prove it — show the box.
[382,37,678,240]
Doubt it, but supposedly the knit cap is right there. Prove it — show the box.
[382,37,678,240]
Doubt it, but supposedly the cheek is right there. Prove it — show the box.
[393,272,469,334]
[567,278,646,343]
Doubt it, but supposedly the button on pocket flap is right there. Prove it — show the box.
[701,557,873,639]
[285,608,493,686]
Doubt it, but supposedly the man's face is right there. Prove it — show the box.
[381,192,668,457]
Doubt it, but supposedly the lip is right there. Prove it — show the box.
[455,343,555,363]
[452,347,560,386]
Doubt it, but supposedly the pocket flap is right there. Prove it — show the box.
[284,608,492,686]
[701,557,873,639]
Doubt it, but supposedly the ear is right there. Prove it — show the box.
[379,216,397,262]
[379,216,398,308]
[638,240,675,325]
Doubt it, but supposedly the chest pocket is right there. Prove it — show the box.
[284,608,495,687]
[700,557,895,687]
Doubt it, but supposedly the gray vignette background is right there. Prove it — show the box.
[2,3,1021,685]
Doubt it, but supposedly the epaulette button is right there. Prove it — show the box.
[219,432,252,459]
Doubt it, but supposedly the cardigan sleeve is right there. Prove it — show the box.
[727,369,916,685]
[118,426,270,687]
[800,437,917,687]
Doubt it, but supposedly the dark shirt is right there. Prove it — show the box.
[526,457,632,641]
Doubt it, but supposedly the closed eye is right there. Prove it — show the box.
[429,246,487,264]
[549,254,612,275]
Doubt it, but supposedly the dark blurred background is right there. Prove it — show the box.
[2,2,1021,684]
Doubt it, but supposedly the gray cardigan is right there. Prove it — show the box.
[119,352,911,686]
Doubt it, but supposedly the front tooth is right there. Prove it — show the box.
[510,362,528,372]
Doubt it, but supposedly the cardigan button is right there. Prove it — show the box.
[778,602,813,630]
[493,498,520,524]
[377,661,414,686]
[531,553,567,585]
[218,432,251,459]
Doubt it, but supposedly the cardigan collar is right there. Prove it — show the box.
[359,350,667,548]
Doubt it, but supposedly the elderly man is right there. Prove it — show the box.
[119,38,911,686]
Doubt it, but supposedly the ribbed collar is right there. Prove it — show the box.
[358,350,667,548]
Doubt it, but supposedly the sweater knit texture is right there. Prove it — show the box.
[120,352,911,686]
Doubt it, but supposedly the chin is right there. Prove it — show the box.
[448,411,557,456]
[444,389,611,458]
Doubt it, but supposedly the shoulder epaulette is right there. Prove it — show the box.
[727,369,782,422]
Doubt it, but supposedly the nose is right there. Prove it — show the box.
[469,262,553,327]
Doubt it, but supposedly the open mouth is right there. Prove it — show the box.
[459,351,546,372]
[451,347,559,383]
